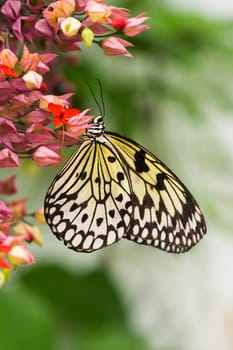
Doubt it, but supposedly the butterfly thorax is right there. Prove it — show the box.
[86,116,105,139]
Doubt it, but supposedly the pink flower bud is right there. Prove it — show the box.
[102,37,133,57]
[35,19,55,40]
[33,146,61,166]
[13,222,43,246]
[23,71,43,89]
[9,245,35,266]
[0,175,17,195]
[0,200,12,220]
[9,198,27,222]
[123,14,149,37]
[39,93,73,110]
[43,0,75,27]
[0,49,18,69]
[0,149,19,167]
[0,0,21,21]
[85,1,111,22]
[60,17,81,37]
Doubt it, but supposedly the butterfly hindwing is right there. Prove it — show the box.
[106,132,206,253]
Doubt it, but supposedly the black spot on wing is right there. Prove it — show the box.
[80,171,87,180]
[155,173,167,190]
[134,149,149,173]
[142,193,154,208]
[70,202,79,211]
[108,156,116,163]
[81,213,88,223]
[96,217,103,227]
[117,172,124,181]
[109,209,115,218]
[115,193,123,202]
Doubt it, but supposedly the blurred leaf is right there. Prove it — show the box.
[80,328,149,350]
[19,264,150,350]
[0,286,56,350]
[21,264,125,330]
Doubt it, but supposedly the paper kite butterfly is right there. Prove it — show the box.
[44,115,206,253]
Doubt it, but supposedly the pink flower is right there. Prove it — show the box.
[0,222,11,239]
[85,0,111,22]
[12,15,37,43]
[0,81,17,104]
[23,110,51,125]
[8,245,35,266]
[0,149,19,167]
[33,145,61,166]
[60,17,81,37]
[123,14,149,37]
[39,93,73,110]
[109,6,129,18]
[35,19,56,40]
[26,123,54,146]
[101,37,133,57]
[66,108,93,136]
[0,49,18,70]
[9,198,28,222]
[0,200,12,220]
[0,0,21,22]
[76,0,88,11]
[14,222,43,246]
[23,71,43,89]
[26,0,45,11]
[20,45,57,75]
[43,0,75,28]
[0,175,17,195]
[0,118,18,149]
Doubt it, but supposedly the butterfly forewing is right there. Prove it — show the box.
[44,136,133,252]
[106,132,206,253]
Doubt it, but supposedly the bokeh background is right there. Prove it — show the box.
[1,1,233,349]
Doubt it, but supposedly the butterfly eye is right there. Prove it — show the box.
[44,118,206,253]
[93,116,104,124]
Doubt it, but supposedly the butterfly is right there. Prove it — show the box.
[44,115,206,253]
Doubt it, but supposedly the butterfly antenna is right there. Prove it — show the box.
[87,82,103,116]
[97,78,105,118]
[87,80,105,118]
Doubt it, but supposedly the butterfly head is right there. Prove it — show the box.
[86,115,105,139]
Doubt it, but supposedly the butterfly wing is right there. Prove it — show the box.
[44,137,132,252]
[106,132,207,253]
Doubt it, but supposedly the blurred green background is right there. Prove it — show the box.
[1,1,233,349]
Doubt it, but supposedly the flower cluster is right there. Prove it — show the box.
[0,0,148,286]
[0,175,44,286]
